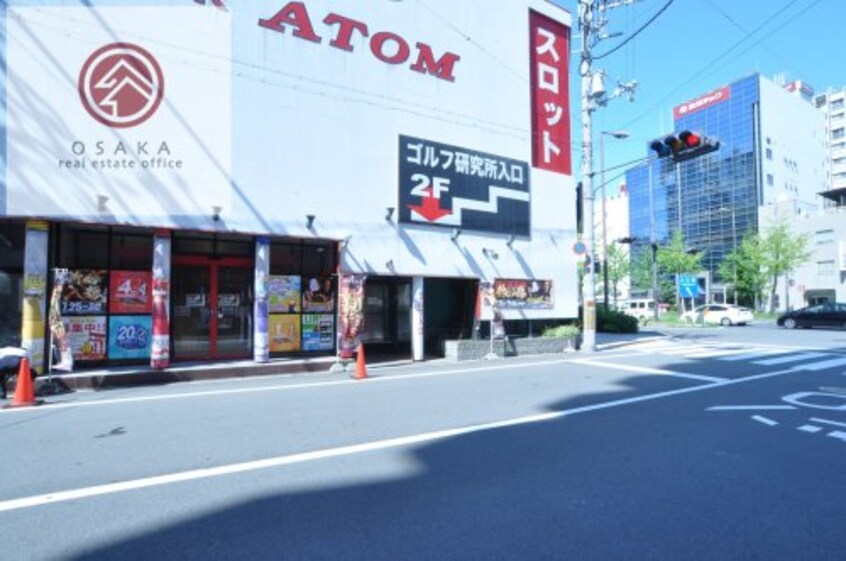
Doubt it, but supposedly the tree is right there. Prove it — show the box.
[761,218,811,313]
[605,242,630,306]
[656,231,702,313]
[629,246,654,293]
[717,233,768,310]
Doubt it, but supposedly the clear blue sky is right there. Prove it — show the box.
[553,0,844,190]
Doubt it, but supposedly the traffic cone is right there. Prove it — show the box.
[5,357,39,408]
[352,343,368,380]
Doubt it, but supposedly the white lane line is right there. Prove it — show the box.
[798,425,823,433]
[793,357,846,371]
[686,347,757,359]
[754,352,831,366]
[0,365,802,513]
[810,417,846,429]
[569,358,726,382]
[0,357,579,415]
[707,405,796,411]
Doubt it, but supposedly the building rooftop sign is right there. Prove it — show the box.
[673,86,731,120]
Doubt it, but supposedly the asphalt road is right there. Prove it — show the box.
[1,322,844,560]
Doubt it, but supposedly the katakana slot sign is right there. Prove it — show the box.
[530,10,571,175]
[398,135,530,236]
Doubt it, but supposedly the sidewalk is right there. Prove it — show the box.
[1,330,669,398]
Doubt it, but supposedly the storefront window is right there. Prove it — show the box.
[0,222,25,345]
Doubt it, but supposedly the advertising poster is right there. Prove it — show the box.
[302,314,334,352]
[62,270,108,315]
[338,275,366,356]
[303,275,335,313]
[22,221,48,370]
[66,316,107,361]
[109,271,153,314]
[108,315,152,360]
[398,135,531,236]
[269,314,301,353]
[268,275,301,313]
[493,279,554,309]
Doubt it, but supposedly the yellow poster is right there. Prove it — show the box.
[269,314,300,352]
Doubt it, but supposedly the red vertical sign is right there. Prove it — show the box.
[530,11,571,175]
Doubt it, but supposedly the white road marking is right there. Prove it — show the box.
[0,365,805,513]
[809,417,846,429]
[718,349,785,362]
[793,357,846,371]
[707,405,796,411]
[753,352,831,366]
[751,415,779,426]
[568,359,726,382]
[798,425,823,433]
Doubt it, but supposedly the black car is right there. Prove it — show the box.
[777,302,846,329]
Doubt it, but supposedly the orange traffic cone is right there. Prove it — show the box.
[5,357,39,408]
[352,343,368,380]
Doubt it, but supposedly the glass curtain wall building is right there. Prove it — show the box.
[626,74,826,303]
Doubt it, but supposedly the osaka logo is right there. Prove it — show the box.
[78,43,164,128]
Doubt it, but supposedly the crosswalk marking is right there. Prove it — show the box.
[753,352,832,366]
[717,349,784,361]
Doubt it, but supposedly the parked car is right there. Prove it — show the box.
[777,302,846,329]
[681,304,754,326]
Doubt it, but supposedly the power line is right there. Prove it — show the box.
[594,0,675,61]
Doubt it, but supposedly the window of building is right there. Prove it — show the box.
[816,229,834,246]
[766,148,772,160]
[832,99,845,111]
[817,260,835,275]
[766,174,774,186]
[833,128,846,140]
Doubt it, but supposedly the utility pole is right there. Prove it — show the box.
[578,0,637,352]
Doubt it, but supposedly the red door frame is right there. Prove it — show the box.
[172,255,253,360]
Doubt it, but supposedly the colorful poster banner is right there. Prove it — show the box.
[493,279,554,309]
[529,10,571,175]
[269,314,300,352]
[302,314,334,351]
[268,275,302,313]
[303,275,335,313]
[62,269,108,315]
[48,268,74,371]
[338,275,366,356]
[108,315,152,360]
[67,316,107,361]
[109,270,153,314]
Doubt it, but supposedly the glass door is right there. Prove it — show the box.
[172,258,253,360]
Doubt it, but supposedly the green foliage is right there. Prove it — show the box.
[629,248,654,291]
[597,306,639,333]
[656,230,702,276]
[761,217,812,312]
[718,233,768,308]
[542,324,581,339]
[604,242,630,304]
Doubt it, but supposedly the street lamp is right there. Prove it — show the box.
[599,130,630,309]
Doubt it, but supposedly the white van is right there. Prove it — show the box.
[620,299,659,321]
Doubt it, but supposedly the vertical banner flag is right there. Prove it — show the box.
[254,237,270,362]
[151,231,171,370]
[530,10,571,175]
[337,275,366,358]
[49,268,74,371]
[22,221,49,371]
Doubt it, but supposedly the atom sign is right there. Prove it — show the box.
[78,43,165,128]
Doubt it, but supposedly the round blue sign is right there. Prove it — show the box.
[572,241,587,255]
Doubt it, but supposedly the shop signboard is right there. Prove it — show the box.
[493,279,554,309]
[62,270,108,315]
[108,315,152,360]
[269,314,300,352]
[303,275,335,313]
[109,270,152,314]
[302,314,334,351]
[268,275,301,313]
[398,135,531,236]
[66,316,107,361]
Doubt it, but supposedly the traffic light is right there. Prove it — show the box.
[649,130,720,162]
